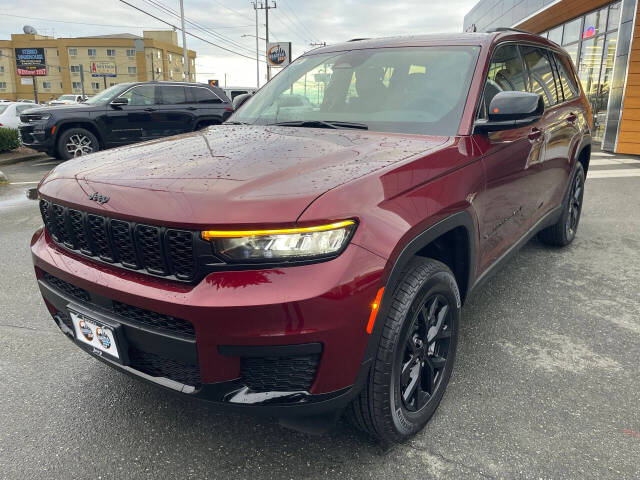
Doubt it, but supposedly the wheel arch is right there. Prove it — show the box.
[573,134,591,175]
[54,120,104,149]
[360,210,476,368]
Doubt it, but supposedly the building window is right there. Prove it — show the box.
[88,48,97,56]
[56,50,59,56]
[0,66,4,73]
[157,51,161,59]
[0,49,3,56]
[42,81,52,89]
[72,82,81,89]
[60,82,63,89]
[69,48,78,56]
[91,82,100,89]
[70,65,80,74]
[168,53,172,62]
[126,49,136,56]
[0,82,6,89]
[169,70,173,78]
[110,82,117,87]
[106,49,116,57]
[128,66,137,75]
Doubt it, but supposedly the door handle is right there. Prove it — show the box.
[144,108,156,112]
[186,106,197,111]
[528,127,542,141]
[566,112,577,123]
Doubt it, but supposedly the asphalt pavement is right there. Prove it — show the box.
[0,153,639,479]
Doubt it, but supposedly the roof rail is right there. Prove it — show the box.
[486,27,532,34]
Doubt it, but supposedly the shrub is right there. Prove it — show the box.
[0,127,20,152]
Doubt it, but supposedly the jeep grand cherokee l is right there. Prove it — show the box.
[19,81,232,160]
[31,31,590,443]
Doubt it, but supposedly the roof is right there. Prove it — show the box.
[305,31,551,56]
[83,33,142,39]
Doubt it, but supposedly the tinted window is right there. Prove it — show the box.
[521,46,559,106]
[553,53,579,100]
[230,90,249,99]
[121,85,156,106]
[479,44,527,118]
[189,87,221,104]
[159,85,187,104]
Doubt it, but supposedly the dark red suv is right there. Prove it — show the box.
[31,31,591,443]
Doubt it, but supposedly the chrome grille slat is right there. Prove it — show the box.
[39,199,197,281]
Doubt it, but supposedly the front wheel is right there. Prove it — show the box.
[348,258,460,443]
[56,128,99,160]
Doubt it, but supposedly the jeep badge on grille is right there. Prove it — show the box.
[88,192,109,204]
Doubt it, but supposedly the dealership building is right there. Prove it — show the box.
[464,0,640,155]
[0,30,196,103]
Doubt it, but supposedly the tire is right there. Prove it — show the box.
[347,258,461,444]
[56,127,99,160]
[538,162,585,247]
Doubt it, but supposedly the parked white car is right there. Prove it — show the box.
[47,94,86,106]
[0,102,39,129]
[223,87,256,100]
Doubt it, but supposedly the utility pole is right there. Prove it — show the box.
[79,64,86,98]
[252,2,260,88]
[179,0,189,82]
[150,53,155,81]
[255,1,276,81]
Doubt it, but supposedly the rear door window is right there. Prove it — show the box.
[553,53,579,101]
[188,87,222,104]
[479,43,528,118]
[521,46,560,106]
[158,85,188,105]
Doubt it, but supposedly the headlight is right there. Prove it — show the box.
[28,113,50,121]
[202,220,356,262]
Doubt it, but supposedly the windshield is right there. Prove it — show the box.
[232,46,479,135]
[0,105,7,114]
[58,95,76,101]
[83,84,129,105]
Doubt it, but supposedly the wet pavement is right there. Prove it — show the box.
[0,153,639,479]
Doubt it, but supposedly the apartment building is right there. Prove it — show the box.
[0,30,196,102]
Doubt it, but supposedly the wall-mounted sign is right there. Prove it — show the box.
[15,47,46,76]
[266,42,292,67]
[208,79,219,86]
[20,77,34,85]
[90,61,116,77]
[583,26,596,39]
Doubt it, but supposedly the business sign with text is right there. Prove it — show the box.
[90,61,117,77]
[15,47,46,76]
[266,42,292,67]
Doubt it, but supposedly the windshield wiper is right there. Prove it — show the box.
[271,120,368,130]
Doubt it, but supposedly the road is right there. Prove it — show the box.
[1,153,639,479]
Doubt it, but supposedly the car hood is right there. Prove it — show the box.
[39,124,450,228]
[27,103,95,115]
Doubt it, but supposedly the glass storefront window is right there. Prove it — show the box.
[548,26,563,44]
[563,18,582,45]
[578,36,604,100]
[591,33,618,139]
[563,43,579,67]
[608,2,621,30]
[583,8,607,39]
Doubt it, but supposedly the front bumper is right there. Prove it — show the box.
[19,122,54,151]
[32,227,386,414]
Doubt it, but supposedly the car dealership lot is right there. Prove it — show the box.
[1,155,639,479]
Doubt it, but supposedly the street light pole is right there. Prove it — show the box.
[179,0,189,82]
[253,2,260,88]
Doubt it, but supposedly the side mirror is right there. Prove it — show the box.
[474,91,543,133]
[110,97,128,108]
[232,93,251,111]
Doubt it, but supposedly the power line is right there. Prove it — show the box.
[142,0,258,57]
[279,0,319,43]
[118,0,265,62]
[0,11,252,30]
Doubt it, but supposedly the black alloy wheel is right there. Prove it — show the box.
[399,293,452,413]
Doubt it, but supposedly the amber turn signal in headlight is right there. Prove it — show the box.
[201,220,356,262]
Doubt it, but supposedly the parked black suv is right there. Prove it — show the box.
[19,81,232,159]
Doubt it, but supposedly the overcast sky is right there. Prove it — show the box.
[0,0,478,87]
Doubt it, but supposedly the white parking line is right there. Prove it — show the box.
[590,158,640,166]
[588,169,640,179]
[591,152,615,157]
[32,161,60,167]
[8,181,40,185]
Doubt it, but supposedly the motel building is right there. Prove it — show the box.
[464,0,640,155]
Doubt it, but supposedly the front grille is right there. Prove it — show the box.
[128,348,201,387]
[42,272,195,339]
[39,199,197,281]
[241,354,320,392]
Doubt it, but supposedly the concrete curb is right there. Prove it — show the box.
[0,152,49,167]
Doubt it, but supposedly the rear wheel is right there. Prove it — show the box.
[538,162,585,247]
[348,258,460,444]
[56,127,99,160]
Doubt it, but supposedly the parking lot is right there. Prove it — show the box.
[1,152,639,479]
